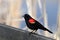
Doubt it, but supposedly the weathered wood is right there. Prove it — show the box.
[0,23,55,40]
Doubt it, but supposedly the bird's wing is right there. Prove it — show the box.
[35,21,53,34]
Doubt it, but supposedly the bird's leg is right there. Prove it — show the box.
[31,30,34,33]
[29,30,37,35]
[31,30,37,33]
[29,30,34,34]
[33,30,37,33]
[34,30,37,32]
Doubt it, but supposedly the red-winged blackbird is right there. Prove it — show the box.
[23,14,53,34]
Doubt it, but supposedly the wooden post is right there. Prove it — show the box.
[6,0,22,28]
[0,0,8,24]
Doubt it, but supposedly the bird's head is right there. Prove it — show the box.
[23,14,29,17]
[23,14,32,20]
[23,14,35,24]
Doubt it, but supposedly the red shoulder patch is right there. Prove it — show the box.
[29,19,35,24]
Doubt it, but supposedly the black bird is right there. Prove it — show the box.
[23,14,53,34]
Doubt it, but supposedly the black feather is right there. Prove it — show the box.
[23,14,53,34]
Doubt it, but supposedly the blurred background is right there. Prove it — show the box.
[0,0,60,40]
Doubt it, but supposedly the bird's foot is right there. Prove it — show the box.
[29,30,37,35]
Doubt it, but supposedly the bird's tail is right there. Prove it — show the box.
[46,29,53,34]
